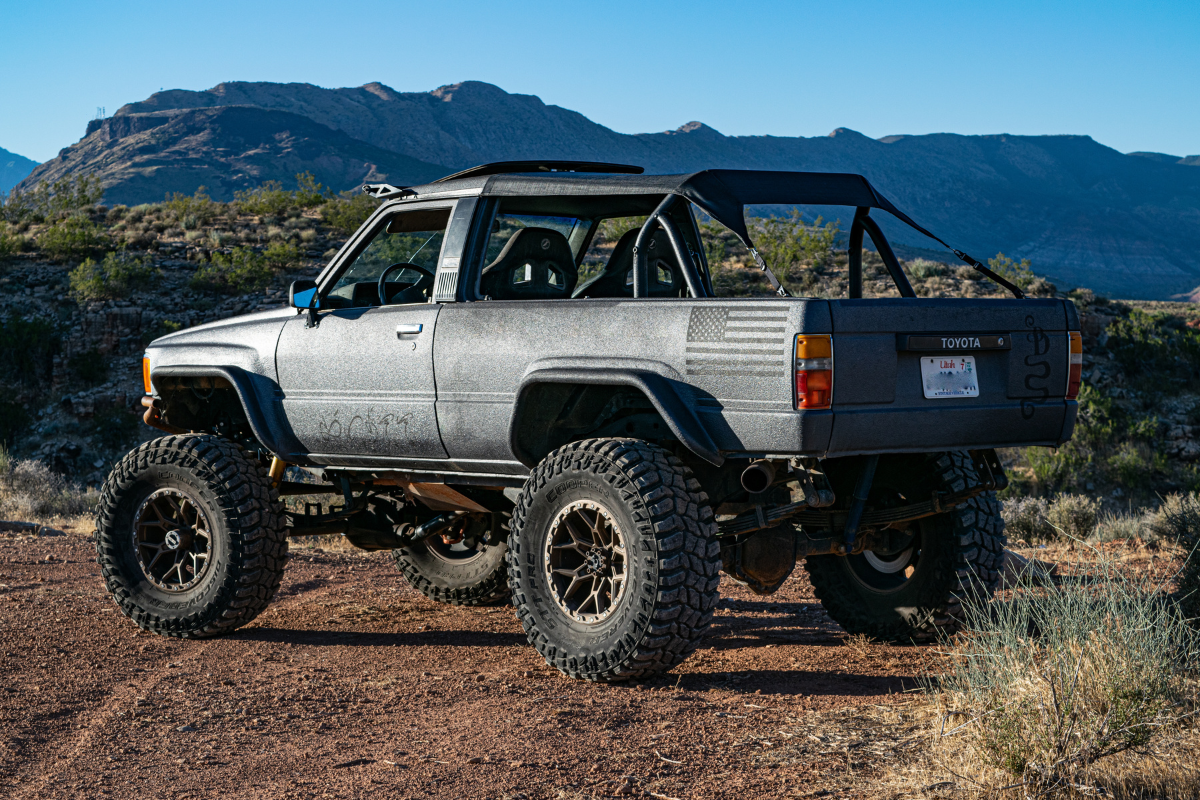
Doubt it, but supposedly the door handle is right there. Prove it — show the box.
[396,323,423,336]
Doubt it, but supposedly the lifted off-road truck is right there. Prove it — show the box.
[97,161,1082,681]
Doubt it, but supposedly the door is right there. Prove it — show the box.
[275,204,456,461]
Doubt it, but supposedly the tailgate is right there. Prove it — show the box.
[825,297,1078,455]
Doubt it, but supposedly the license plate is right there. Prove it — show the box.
[921,355,979,399]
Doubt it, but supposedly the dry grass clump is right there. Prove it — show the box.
[901,554,1200,798]
[0,447,98,522]
[1003,494,1101,543]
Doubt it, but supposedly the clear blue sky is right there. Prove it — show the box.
[3,0,1198,164]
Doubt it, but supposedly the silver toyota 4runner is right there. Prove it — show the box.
[97,161,1081,681]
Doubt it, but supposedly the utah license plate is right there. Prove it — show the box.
[920,355,979,399]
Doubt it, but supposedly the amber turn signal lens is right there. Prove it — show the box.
[795,334,833,409]
[1066,331,1083,400]
[142,355,152,395]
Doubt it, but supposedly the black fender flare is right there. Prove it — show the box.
[509,366,723,467]
[150,365,303,458]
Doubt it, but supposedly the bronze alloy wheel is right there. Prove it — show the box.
[132,487,213,593]
[544,500,628,624]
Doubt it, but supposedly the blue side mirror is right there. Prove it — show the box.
[289,280,319,309]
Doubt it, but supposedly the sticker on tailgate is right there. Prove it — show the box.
[921,356,979,399]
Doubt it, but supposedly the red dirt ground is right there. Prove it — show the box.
[0,528,933,799]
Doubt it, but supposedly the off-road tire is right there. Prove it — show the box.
[95,434,288,638]
[394,514,511,606]
[508,439,722,682]
[803,451,1005,643]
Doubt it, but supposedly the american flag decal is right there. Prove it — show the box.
[685,307,789,378]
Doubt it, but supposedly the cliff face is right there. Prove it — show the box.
[17,80,1200,299]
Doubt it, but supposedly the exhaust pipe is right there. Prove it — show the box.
[740,460,777,494]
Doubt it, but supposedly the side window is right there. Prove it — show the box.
[326,207,451,308]
[478,213,588,301]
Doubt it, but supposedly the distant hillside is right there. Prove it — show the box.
[20,106,448,206]
[18,80,1200,300]
[1,146,36,194]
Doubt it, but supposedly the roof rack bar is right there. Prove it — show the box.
[434,161,644,183]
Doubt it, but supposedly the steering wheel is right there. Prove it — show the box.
[377,262,435,306]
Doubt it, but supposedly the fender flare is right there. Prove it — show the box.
[509,366,723,467]
[151,365,300,457]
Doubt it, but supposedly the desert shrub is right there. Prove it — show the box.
[1150,492,1200,546]
[320,192,378,234]
[1045,493,1102,540]
[37,215,111,261]
[190,246,272,293]
[907,258,946,279]
[0,317,60,387]
[1107,308,1200,390]
[1001,496,1054,542]
[235,172,327,218]
[68,249,157,302]
[928,556,1200,792]
[1,175,104,224]
[0,449,99,519]
[1091,510,1157,544]
[163,186,218,228]
[751,210,839,288]
[263,241,301,270]
[987,252,1046,293]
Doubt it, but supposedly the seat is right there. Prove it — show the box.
[479,228,578,300]
[573,228,685,299]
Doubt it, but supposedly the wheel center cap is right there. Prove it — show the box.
[164,529,192,551]
[586,548,607,575]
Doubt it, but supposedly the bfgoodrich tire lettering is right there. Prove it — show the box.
[94,434,288,638]
[508,438,721,682]
[803,451,1005,643]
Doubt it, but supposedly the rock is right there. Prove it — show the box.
[1000,549,1056,589]
[176,724,196,732]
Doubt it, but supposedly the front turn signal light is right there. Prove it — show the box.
[795,334,833,409]
[1066,331,1083,400]
[143,355,152,395]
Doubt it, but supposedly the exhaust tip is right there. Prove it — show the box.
[740,460,777,494]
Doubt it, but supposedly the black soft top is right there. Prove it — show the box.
[413,169,945,256]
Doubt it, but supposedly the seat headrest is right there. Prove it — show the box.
[572,227,685,299]
[480,227,578,300]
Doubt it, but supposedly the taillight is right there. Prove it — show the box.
[1066,332,1083,399]
[795,334,833,409]
[143,355,153,395]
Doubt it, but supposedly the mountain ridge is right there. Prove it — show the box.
[17,80,1200,300]
[1,146,37,194]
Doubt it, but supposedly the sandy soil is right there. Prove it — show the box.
[0,525,942,800]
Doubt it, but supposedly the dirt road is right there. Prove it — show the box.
[0,528,928,799]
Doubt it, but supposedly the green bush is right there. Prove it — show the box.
[1,175,104,224]
[986,252,1056,296]
[263,241,301,270]
[67,348,108,385]
[68,249,157,302]
[235,172,328,218]
[190,246,272,293]
[907,258,946,279]
[0,400,29,448]
[320,192,378,234]
[1044,493,1102,540]
[37,215,111,261]
[164,186,219,228]
[1107,308,1200,389]
[0,451,99,519]
[751,210,839,289]
[930,555,1200,789]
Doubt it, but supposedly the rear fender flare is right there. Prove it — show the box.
[509,365,723,467]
